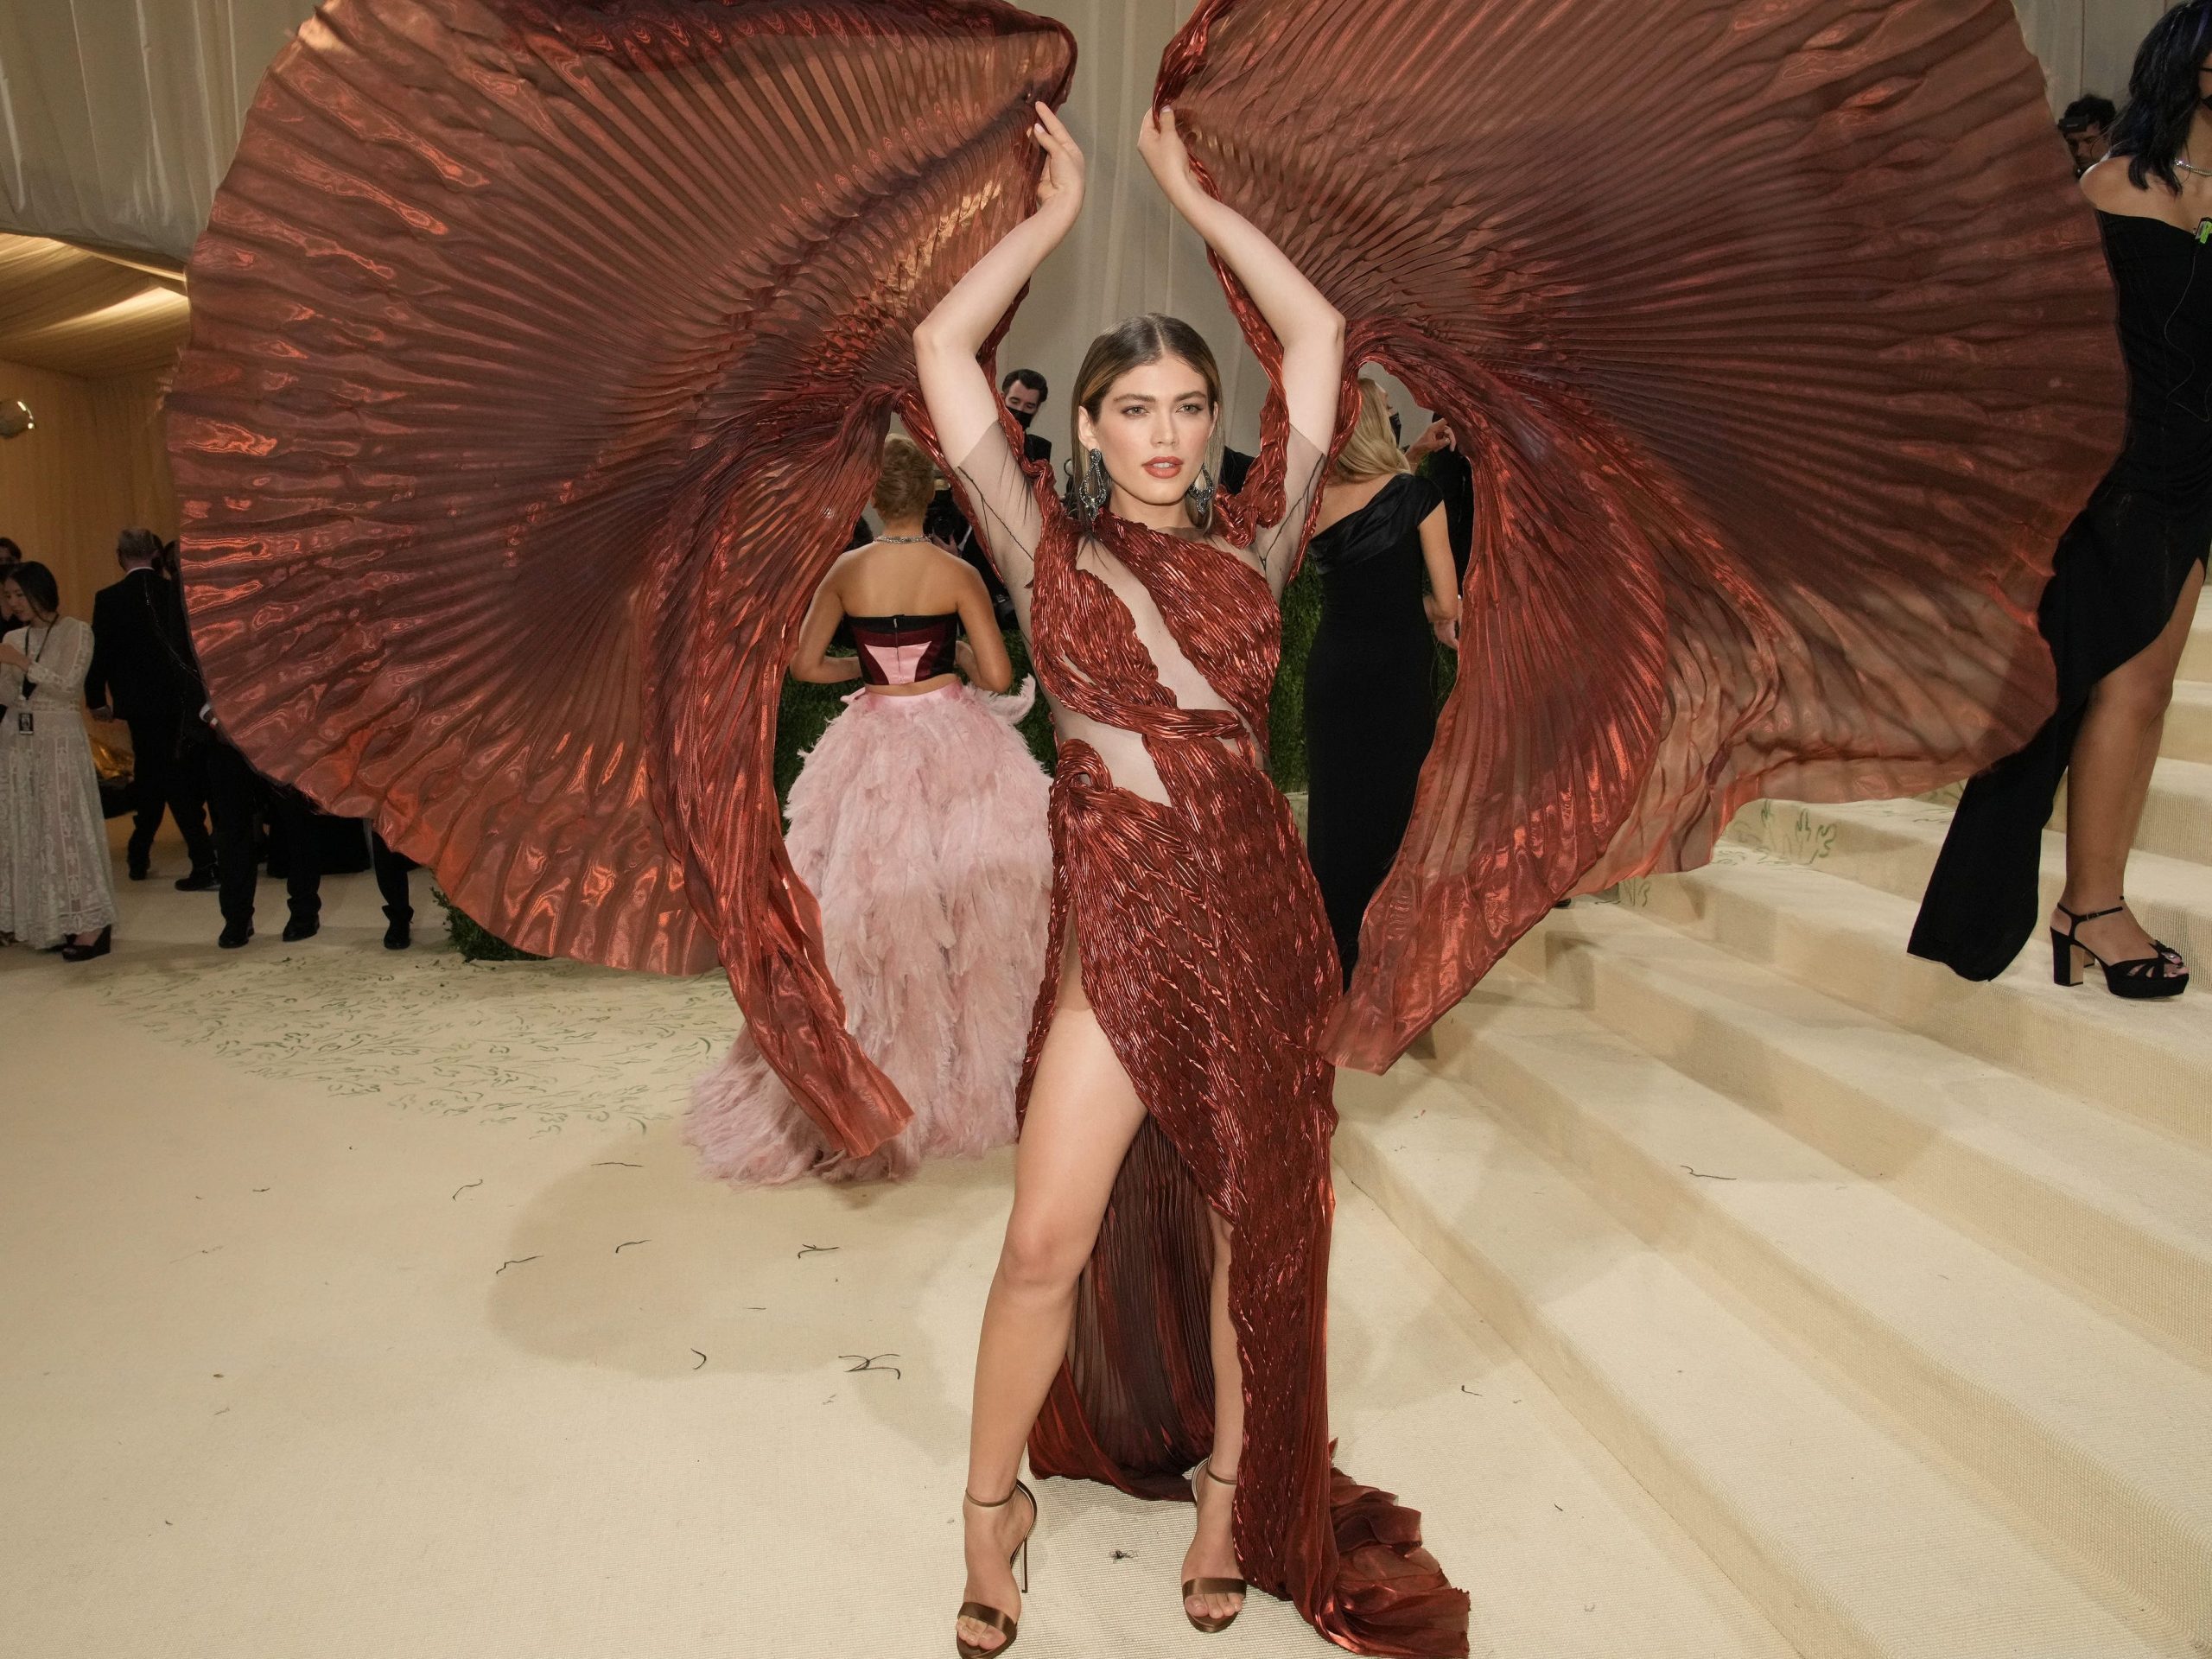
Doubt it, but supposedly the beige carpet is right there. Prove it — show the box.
[0,836,1791,1659]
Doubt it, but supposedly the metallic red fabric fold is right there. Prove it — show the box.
[166,0,1072,1159]
[1157,0,2126,1072]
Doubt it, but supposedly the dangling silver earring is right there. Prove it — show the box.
[1185,458,1217,528]
[1072,446,1109,524]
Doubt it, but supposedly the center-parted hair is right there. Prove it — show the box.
[872,434,938,522]
[1068,314,1224,527]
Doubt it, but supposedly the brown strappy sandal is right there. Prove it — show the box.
[1184,1463,1248,1634]
[955,1479,1036,1657]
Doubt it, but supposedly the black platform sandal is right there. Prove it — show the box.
[2051,902,2189,999]
[955,1479,1035,1657]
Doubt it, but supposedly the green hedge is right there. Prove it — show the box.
[431,881,544,963]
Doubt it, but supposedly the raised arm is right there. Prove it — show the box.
[1139,105,1344,450]
[913,102,1084,594]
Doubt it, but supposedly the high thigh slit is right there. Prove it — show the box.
[954,422,1469,1656]
[1914,211,2212,976]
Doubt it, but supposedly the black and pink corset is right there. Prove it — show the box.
[847,612,961,686]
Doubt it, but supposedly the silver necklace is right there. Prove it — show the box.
[875,533,928,543]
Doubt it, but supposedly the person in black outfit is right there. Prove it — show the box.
[158,571,416,950]
[2060,94,2118,180]
[925,370,1052,630]
[1000,366,1052,466]
[1913,7,2211,998]
[1407,418,1476,582]
[86,528,216,887]
[1301,378,1461,984]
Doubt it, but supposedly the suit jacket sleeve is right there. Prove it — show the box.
[85,588,114,711]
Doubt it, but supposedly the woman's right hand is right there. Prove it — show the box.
[1031,102,1084,225]
[1425,594,1461,651]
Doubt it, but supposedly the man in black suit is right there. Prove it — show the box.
[155,571,415,950]
[1001,367,1052,467]
[86,528,216,887]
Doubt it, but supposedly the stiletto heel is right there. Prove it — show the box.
[955,1479,1035,1657]
[1183,1463,1247,1634]
[2051,902,2188,1000]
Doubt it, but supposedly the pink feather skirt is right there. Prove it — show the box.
[687,678,1052,1185]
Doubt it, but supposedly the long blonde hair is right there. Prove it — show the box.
[1332,378,1410,483]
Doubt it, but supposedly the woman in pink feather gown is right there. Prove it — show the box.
[687,437,1052,1185]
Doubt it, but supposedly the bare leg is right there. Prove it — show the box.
[1184,1206,1247,1624]
[957,938,1149,1653]
[2056,563,2205,974]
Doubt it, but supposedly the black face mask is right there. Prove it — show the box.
[1009,404,1035,431]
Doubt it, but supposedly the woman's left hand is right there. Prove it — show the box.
[1137,105,1201,207]
[0,642,28,669]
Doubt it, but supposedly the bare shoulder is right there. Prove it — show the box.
[924,541,984,591]
[2081,156,2161,217]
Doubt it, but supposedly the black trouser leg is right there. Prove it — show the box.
[124,715,168,869]
[274,788,323,924]
[204,739,264,931]
[369,829,413,920]
[168,734,215,875]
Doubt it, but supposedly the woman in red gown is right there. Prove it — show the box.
[918,104,1465,1657]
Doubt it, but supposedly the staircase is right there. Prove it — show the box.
[1338,612,2212,1658]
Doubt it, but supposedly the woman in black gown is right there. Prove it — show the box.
[1913,3,2212,998]
[1304,379,1461,984]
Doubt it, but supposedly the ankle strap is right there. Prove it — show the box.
[964,1481,1024,1509]
[1200,1463,1237,1487]
[2058,900,2127,925]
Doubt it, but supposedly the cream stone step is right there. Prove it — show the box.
[2167,683,2212,765]
[1511,900,2212,1370]
[1722,796,2212,970]
[2134,758,2212,868]
[1615,847,2212,1156]
[2182,615,2212,683]
[1333,1058,2194,1659]
[1425,974,2212,1642]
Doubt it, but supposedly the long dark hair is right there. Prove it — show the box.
[2111,0,2212,193]
[6,559,60,619]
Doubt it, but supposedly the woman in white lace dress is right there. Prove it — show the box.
[0,562,117,959]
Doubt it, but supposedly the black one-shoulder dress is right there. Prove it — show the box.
[1913,211,2212,976]
[1303,472,1446,984]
